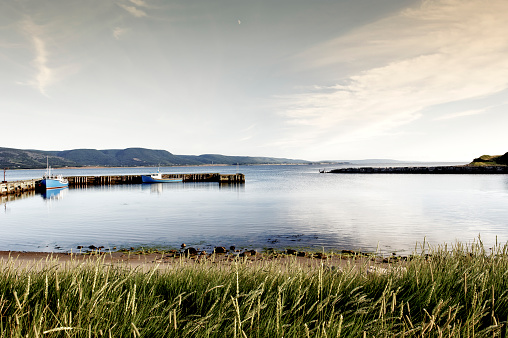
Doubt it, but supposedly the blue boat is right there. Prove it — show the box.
[142,168,183,183]
[38,158,69,190]
[40,175,69,189]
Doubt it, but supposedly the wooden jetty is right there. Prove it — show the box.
[67,173,245,186]
[1,173,245,197]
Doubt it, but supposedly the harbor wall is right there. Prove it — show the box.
[67,173,245,186]
[0,179,38,196]
[1,173,245,196]
[326,166,508,174]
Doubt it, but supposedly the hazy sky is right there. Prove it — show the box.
[1,0,507,161]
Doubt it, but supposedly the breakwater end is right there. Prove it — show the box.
[324,166,508,174]
[0,179,38,197]
[1,173,245,197]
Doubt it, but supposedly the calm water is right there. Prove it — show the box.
[1,164,508,254]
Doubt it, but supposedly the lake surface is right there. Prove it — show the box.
[2,163,508,255]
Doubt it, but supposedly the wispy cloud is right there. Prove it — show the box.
[20,18,53,96]
[118,3,147,17]
[434,108,488,121]
[238,124,256,142]
[113,27,128,40]
[434,102,508,121]
[129,0,148,7]
[280,0,508,147]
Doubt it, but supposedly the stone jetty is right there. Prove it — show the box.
[0,173,245,197]
[325,166,508,174]
[0,179,38,196]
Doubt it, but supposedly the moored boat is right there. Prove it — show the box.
[39,175,69,190]
[37,158,69,190]
[142,168,183,183]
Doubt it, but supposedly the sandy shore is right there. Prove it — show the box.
[0,250,394,272]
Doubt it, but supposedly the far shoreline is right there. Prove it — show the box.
[3,161,470,171]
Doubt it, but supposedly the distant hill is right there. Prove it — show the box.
[0,147,76,169]
[179,154,309,166]
[0,147,309,169]
[468,152,508,166]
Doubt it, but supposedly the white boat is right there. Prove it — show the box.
[142,168,183,183]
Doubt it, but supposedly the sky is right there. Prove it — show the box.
[1,0,508,162]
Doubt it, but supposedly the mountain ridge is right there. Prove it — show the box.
[0,147,310,169]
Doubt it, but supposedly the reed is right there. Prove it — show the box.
[1,240,508,337]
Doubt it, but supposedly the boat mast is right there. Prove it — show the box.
[46,156,51,177]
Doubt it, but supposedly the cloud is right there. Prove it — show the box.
[113,27,128,40]
[20,18,53,96]
[434,108,488,121]
[129,0,148,7]
[279,0,508,147]
[434,102,508,121]
[118,3,147,17]
[238,124,256,142]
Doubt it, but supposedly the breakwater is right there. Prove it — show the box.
[1,173,245,196]
[67,173,245,186]
[0,179,38,196]
[325,166,508,174]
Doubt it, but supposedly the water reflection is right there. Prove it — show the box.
[143,183,166,195]
[219,183,245,192]
[41,188,68,201]
[140,182,245,194]
[1,190,36,205]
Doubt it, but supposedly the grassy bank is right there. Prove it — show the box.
[1,242,508,337]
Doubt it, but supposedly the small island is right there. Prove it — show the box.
[468,152,508,166]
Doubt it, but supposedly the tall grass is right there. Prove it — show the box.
[1,241,508,337]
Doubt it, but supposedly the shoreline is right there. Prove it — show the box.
[1,242,503,336]
[1,161,471,172]
[0,248,397,271]
[2,163,315,171]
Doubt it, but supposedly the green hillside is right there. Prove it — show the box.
[0,147,75,169]
[0,147,309,169]
[468,152,508,166]
[54,149,121,166]
[179,154,309,165]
